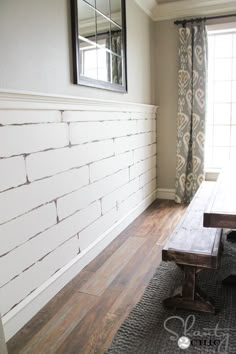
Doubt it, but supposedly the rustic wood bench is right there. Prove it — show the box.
[162,181,223,314]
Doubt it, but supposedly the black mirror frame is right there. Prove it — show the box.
[71,0,128,93]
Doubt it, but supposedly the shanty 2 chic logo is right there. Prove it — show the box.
[163,315,231,353]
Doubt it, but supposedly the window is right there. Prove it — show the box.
[205,24,236,169]
[80,38,109,81]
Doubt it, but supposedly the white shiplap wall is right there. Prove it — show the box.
[0,90,158,340]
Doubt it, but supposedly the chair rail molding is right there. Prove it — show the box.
[0,89,158,113]
[135,0,236,21]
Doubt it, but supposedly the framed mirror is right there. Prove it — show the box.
[71,0,127,92]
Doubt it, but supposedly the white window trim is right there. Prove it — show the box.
[207,22,236,34]
[205,21,236,178]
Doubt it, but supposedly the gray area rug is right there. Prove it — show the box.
[107,236,236,353]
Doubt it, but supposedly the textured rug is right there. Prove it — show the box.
[107,236,236,354]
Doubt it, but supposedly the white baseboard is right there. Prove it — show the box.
[0,317,7,354]
[3,189,157,341]
[205,170,219,182]
[157,188,175,200]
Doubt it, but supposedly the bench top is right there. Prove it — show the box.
[163,181,222,269]
[204,163,236,229]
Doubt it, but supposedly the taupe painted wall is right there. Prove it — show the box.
[155,20,178,190]
[0,0,155,105]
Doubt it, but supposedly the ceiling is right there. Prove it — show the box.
[135,0,236,21]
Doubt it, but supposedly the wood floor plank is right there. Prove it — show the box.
[19,292,98,354]
[84,229,130,273]
[105,238,159,292]
[156,206,186,246]
[124,201,185,240]
[110,244,162,315]
[55,287,122,354]
[80,237,146,296]
[79,311,126,354]
[120,200,168,237]
[78,243,162,353]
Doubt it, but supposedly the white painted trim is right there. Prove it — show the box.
[207,22,236,33]
[157,188,175,200]
[2,189,157,341]
[0,89,158,113]
[0,317,7,354]
[157,179,221,198]
[154,0,236,21]
[205,170,219,182]
[134,0,157,20]
[135,0,236,22]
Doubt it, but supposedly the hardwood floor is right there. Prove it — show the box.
[7,199,186,354]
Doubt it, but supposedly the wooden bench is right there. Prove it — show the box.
[162,181,223,314]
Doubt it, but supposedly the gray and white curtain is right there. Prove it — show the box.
[111,32,122,84]
[175,22,208,204]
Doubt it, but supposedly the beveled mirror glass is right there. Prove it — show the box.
[71,0,127,92]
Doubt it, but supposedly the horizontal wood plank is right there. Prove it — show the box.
[163,181,221,268]
[204,163,236,228]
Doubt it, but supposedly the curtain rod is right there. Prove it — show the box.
[174,13,236,26]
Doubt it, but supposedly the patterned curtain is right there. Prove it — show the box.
[111,32,122,84]
[175,22,208,204]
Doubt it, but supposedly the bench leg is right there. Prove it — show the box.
[222,274,236,286]
[226,230,236,242]
[163,265,216,314]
